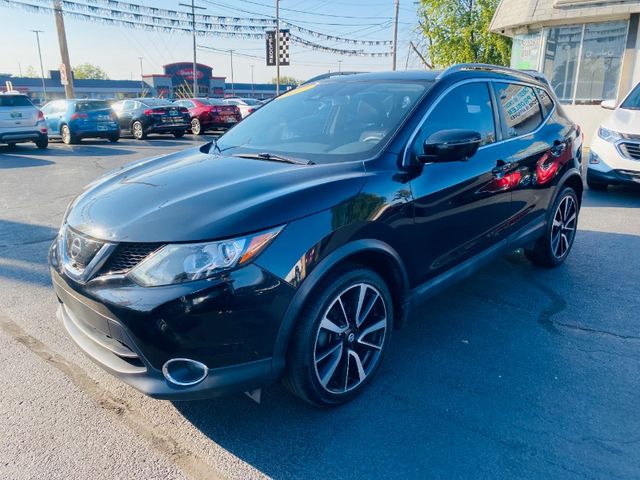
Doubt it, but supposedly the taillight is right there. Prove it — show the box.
[178,107,188,113]
[111,112,118,121]
[143,109,153,116]
[248,108,255,114]
[70,112,88,120]
[37,110,44,121]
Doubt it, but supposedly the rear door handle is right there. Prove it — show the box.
[492,160,513,178]
[551,142,566,157]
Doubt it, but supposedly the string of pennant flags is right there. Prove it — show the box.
[3,0,393,57]
[9,0,392,47]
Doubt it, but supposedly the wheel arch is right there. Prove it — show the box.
[560,171,584,207]
[270,239,410,380]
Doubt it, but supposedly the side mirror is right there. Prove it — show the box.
[600,100,616,110]
[418,129,482,163]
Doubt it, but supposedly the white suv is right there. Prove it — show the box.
[588,85,640,190]
[0,93,48,149]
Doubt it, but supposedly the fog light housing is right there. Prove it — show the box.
[589,151,601,164]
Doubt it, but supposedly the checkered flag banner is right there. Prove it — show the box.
[266,29,290,66]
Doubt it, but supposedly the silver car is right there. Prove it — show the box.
[0,93,48,149]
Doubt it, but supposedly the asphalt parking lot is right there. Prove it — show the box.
[1,138,639,480]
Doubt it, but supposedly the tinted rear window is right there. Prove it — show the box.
[0,95,33,107]
[76,100,110,111]
[140,99,173,107]
[200,98,226,105]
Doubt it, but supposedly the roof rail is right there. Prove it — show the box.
[436,63,539,82]
[300,71,365,85]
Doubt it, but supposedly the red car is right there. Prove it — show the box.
[173,98,242,135]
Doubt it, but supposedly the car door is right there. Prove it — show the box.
[46,101,64,135]
[408,81,518,283]
[492,82,573,236]
[118,100,135,129]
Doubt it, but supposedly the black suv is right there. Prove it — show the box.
[49,65,583,406]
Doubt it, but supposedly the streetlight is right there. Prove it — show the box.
[229,49,235,96]
[137,56,144,96]
[338,59,343,73]
[179,0,205,96]
[31,30,47,102]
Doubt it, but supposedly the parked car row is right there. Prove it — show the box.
[0,93,264,148]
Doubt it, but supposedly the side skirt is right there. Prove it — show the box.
[406,216,546,311]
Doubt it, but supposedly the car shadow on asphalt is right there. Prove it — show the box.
[0,143,137,157]
[582,184,640,208]
[173,230,640,479]
[0,220,57,287]
[0,155,54,169]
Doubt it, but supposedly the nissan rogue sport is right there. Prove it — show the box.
[49,65,583,407]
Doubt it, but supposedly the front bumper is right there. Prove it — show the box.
[50,245,295,399]
[589,134,640,186]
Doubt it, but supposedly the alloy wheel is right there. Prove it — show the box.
[313,283,387,394]
[133,122,144,139]
[61,125,71,144]
[550,195,577,259]
[191,118,201,135]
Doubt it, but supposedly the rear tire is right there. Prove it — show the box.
[283,266,393,407]
[525,187,579,267]
[190,118,203,135]
[61,125,78,145]
[132,121,146,140]
[35,137,48,149]
[173,130,185,138]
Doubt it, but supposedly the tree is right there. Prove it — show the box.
[417,0,511,68]
[73,63,109,80]
[271,76,301,86]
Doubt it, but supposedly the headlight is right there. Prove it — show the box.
[598,127,621,143]
[128,227,283,287]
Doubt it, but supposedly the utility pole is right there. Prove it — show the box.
[251,64,255,96]
[31,30,47,102]
[138,56,144,96]
[338,59,343,72]
[392,0,400,71]
[275,0,280,95]
[229,50,235,96]
[179,1,205,96]
[53,0,74,98]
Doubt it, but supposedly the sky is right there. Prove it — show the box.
[0,0,423,84]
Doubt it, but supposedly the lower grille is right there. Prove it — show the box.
[620,142,640,160]
[98,242,164,275]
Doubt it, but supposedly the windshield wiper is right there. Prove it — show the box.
[232,152,315,165]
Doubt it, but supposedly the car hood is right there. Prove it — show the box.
[66,145,366,242]
[602,107,640,135]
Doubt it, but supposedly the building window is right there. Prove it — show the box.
[511,31,543,70]
[575,21,627,103]
[541,20,628,104]
[543,25,583,102]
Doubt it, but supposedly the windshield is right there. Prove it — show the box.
[0,95,33,107]
[218,80,430,163]
[76,100,110,111]
[241,98,261,105]
[621,83,640,110]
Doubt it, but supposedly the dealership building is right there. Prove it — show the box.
[1,61,291,103]
[491,0,640,140]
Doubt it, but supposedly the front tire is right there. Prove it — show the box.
[525,187,579,267]
[173,130,185,138]
[587,176,607,191]
[284,266,392,407]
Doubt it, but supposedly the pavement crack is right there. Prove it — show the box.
[0,314,227,480]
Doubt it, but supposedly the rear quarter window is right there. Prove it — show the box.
[0,95,33,107]
[494,83,543,138]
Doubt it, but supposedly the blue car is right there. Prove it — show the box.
[41,99,120,144]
